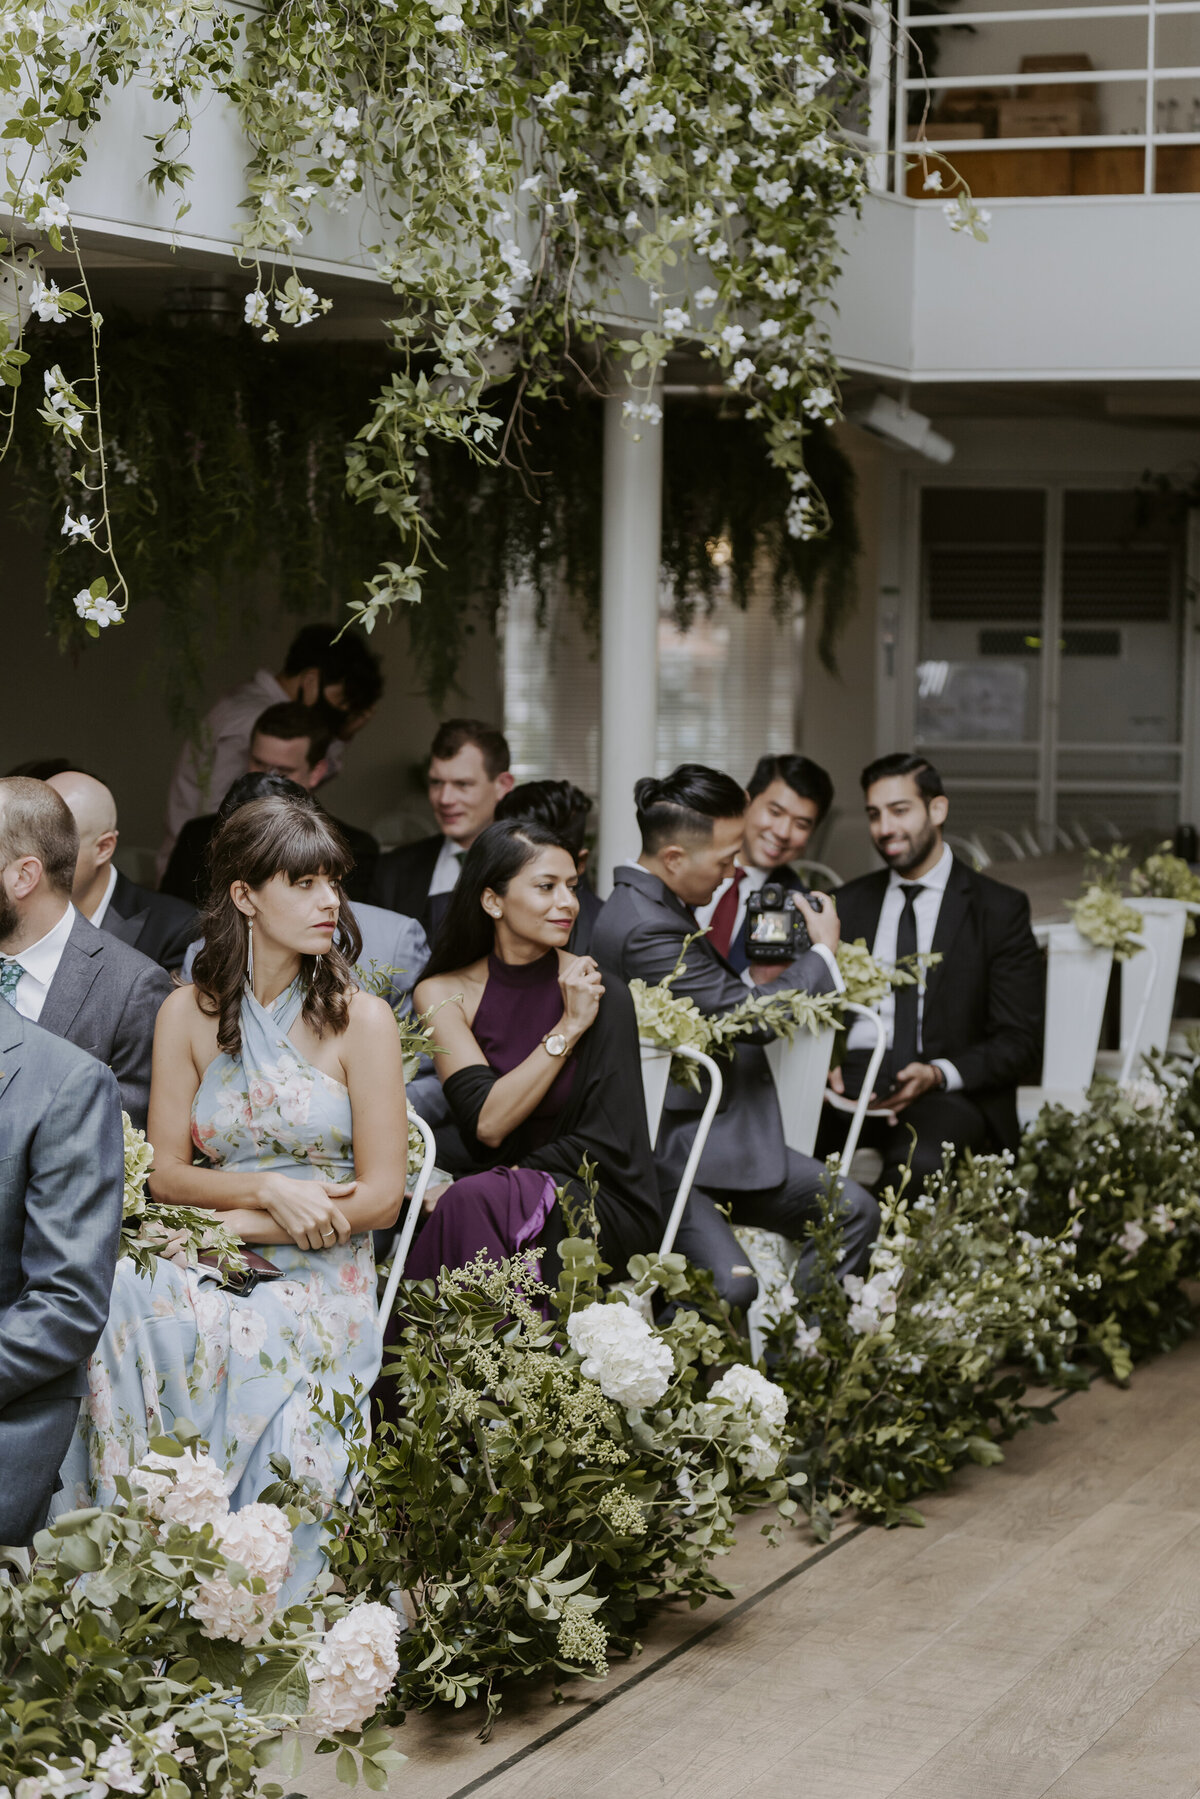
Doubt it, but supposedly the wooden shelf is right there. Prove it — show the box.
[905,143,1200,196]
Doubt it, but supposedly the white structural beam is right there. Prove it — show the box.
[597,380,663,897]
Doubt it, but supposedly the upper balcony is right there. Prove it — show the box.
[826,0,1200,383]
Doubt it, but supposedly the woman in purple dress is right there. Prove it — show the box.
[405,821,662,1285]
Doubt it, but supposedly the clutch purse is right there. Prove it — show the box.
[198,1247,284,1296]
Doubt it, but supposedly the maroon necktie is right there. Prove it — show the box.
[708,866,746,959]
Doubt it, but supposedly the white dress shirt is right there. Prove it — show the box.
[845,842,962,1089]
[89,864,119,929]
[2,902,76,1023]
[427,837,467,898]
[697,863,844,993]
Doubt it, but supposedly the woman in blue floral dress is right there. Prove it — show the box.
[57,797,408,1595]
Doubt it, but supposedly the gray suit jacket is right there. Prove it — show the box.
[40,911,172,1130]
[0,999,124,1410]
[592,864,839,1192]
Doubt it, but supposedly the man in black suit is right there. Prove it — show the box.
[160,702,378,906]
[592,764,878,1313]
[47,770,196,972]
[0,778,171,1128]
[369,719,514,938]
[495,778,603,955]
[695,752,835,974]
[819,751,1044,1191]
[0,1000,124,1544]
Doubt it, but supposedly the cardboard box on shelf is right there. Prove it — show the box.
[1018,53,1094,100]
[997,96,1100,137]
[908,121,987,140]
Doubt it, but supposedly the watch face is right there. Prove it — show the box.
[545,1032,568,1057]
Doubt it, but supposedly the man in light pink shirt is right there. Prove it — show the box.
[156,623,382,878]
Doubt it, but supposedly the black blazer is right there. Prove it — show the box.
[101,870,197,972]
[39,911,172,1129]
[162,809,379,907]
[0,1001,124,1409]
[835,855,1044,1151]
[368,834,445,934]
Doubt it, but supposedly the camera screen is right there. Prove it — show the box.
[749,911,792,944]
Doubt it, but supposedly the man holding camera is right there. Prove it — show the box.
[593,764,879,1313]
[695,752,834,975]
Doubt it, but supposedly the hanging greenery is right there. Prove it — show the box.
[9,320,863,708]
[1,0,874,652]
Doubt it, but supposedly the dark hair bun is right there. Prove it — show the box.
[633,776,663,811]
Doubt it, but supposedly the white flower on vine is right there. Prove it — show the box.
[694,285,718,309]
[645,104,676,136]
[244,289,270,329]
[519,172,543,192]
[73,591,121,628]
[31,280,68,323]
[274,281,321,326]
[34,198,70,235]
[59,21,93,54]
[1118,1219,1148,1259]
[538,80,569,108]
[758,318,782,339]
[493,308,515,332]
[793,1318,821,1358]
[94,1744,145,1795]
[61,510,96,541]
[764,364,790,390]
[559,186,579,205]
[1150,1202,1176,1233]
[330,104,360,133]
[803,384,835,417]
[624,209,640,230]
[662,307,690,332]
[727,357,756,387]
[291,184,317,202]
[720,322,747,352]
[923,170,944,192]
[753,175,791,209]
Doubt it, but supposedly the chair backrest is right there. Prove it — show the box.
[639,1044,673,1149]
[1038,922,1114,1091]
[638,1041,724,1257]
[1119,897,1194,1060]
[764,1028,836,1156]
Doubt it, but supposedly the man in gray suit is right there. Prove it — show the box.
[593,763,878,1312]
[0,779,171,1128]
[0,999,124,1543]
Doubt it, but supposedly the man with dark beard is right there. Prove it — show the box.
[818,752,1043,1192]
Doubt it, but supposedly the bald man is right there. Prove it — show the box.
[48,772,196,973]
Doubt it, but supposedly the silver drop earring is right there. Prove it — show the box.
[246,918,255,988]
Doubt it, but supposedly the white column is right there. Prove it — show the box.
[596,378,663,897]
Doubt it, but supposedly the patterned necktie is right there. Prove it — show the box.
[891,883,925,1072]
[707,866,747,960]
[0,957,22,1006]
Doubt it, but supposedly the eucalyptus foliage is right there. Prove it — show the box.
[1,0,866,648]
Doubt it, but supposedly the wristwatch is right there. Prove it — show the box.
[543,1031,569,1058]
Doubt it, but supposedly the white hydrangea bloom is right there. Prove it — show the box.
[1118,1219,1148,1259]
[189,1571,277,1645]
[709,1363,788,1430]
[215,1502,293,1590]
[566,1300,674,1408]
[134,1449,230,1529]
[308,1603,402,1733]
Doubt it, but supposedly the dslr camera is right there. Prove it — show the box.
[744,884,823,964]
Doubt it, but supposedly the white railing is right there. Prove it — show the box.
[843,0,1200,195]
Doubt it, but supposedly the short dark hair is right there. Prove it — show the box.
[747,753,834,822]
[430,718,511,780]
[861,751,945,802]
[282,623,384,716]
[494,779,593,860]
[218,771,314,826]
[6,757,78,780]
[252,702,334,769]
[634,763,747,855]
[0,776,79,896]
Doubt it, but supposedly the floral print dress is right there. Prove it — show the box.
[55,979,380,1597]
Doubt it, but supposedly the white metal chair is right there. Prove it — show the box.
[376,1108,438,1334]
[638,1040,724,1257]
[1092,896,1197,1069]
[739,1005,888,1359]
[795,859,844,891]
[1018,924,1157,1126]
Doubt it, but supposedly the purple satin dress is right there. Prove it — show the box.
[405,952,576,1279]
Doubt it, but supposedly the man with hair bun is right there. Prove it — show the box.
[593,763,878,1314]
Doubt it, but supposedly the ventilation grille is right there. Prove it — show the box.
[928,548,1043,622]
[1062,548,1173,622]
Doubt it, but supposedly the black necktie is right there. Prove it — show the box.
[891,883,924,1073]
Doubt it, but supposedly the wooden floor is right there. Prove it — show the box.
[304,1332,1200,1799]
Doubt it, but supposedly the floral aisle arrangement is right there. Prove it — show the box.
[120,1114,245,1281]
[0,1431,403,1799]
[268,1231,798,1730]
[1,0,868,642]
[768,1156,1086,1536]
[1014,1058,1200,1379]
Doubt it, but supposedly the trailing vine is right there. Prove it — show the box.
[2,0,867,651]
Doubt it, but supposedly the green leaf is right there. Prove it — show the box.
[242,1657,311,1718]
[335,1748,358,1786]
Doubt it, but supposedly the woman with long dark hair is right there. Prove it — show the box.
[56,797,408,1593]
[406,819,661,1284]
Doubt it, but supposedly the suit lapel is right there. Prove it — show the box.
[838,870,889,951]
[38,913,105,1040]
[925,857,973,1017]
[0,1000,24,1116]
[98,872,148,951]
